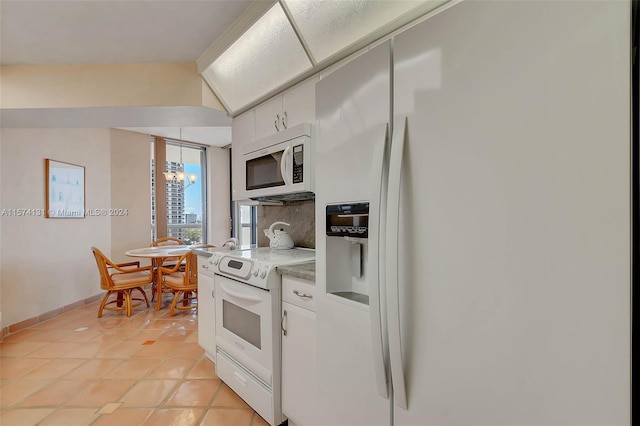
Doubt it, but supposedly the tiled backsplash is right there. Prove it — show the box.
[257,200,315,249]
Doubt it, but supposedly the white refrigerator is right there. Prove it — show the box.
[314,1,631,425]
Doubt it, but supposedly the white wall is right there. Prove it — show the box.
[0,137,3,327]
[1,62,223,110]
[109,129,152,264]
[0,128,112,327]
[207,146,231,245]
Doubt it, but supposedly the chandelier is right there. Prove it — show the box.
[163,129,198,189]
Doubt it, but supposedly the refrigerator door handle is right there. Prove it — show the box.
[369,123,390,399]
[386,116,408,410]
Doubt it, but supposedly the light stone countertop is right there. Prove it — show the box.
[193,248,213,258]
[277,261,316,282]
[193,245,255,258]
[194,247,316,281]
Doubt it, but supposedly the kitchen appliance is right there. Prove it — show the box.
[209,247,315,426]
[326,202,369,238]
[264,222,295,250]
[315,1,630,425]
[242,122,314,202]
[197,246,254,361]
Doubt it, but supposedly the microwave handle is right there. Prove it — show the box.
[281,146,291,185]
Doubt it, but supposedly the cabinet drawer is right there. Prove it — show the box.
[282,276,316,311]
[197,256,215,277]
[216,350,274,425]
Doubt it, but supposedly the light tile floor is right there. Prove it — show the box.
[0,291,269,426]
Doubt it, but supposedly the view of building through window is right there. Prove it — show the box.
[236,204,256,246]
[151,140,206,244]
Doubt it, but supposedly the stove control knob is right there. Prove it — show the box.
[252,268,259,277]
[259,270,267,279]
[212,257,219,265]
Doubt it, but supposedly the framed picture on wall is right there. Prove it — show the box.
[45,159,85,218]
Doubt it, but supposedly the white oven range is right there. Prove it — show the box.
[209,247,315,426]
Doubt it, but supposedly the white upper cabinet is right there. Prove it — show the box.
[255,95,285,140]
[283,75,318,134]
[232,108,255,147]
[254,75,319,141]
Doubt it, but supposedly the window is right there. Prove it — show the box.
[235,204,257,246]
[151,138,207,244]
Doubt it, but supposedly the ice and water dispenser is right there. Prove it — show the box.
[325,202,370,305]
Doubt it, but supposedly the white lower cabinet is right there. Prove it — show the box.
[281,276,316,426]
[197,256,216,361]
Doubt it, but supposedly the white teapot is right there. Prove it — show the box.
[264,221,294,249]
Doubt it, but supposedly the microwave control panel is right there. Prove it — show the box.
[292,144,304,184]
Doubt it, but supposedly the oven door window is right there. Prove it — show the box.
[246,150,285,191]
[222,300,261,349]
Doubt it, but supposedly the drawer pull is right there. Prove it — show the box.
[234,371,248,387]
[293,290,313,299]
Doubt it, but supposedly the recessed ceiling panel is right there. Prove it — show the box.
[203,3,312,112]
[283,0,428,63]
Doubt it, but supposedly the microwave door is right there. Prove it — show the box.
[245,146,286,191]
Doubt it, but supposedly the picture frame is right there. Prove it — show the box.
[45,159,85,218]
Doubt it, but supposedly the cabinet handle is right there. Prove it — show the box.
[281,310,287,336]
[293,290,313,299]
[281,111,288,129]
[234,371,248,387]
[274,114,280,132]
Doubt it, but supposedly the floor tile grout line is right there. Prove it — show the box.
[0,295,250,426]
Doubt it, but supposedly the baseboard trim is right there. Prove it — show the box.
[0,293,104,341]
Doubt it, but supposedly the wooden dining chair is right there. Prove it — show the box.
[150,238,185,266]
[157,250,198,316]
[192,244,216,249]
[150,237,185,247]
[149,237,186,300]
[91,246,152,317]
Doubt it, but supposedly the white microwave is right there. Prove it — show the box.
[242,123,314,202]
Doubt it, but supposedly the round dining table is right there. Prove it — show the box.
[125,245,199,311]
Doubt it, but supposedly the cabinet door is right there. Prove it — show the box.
[254,95,284,140]
[232,109,255,146]
[197,271,216,360]
[281,302,316,426]
[283,75,318,129]
[231,110,255,201]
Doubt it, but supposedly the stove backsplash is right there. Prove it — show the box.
[257,200,315,249]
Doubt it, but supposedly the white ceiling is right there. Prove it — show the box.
[0,0,256,146]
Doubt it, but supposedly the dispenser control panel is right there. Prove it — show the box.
[326,202,369,238]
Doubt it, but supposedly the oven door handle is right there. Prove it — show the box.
[219,282,262,303]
